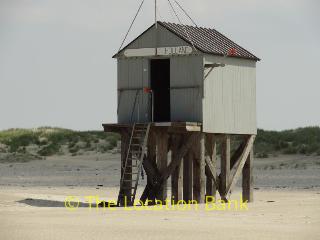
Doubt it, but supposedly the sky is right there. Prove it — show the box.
[0,0,319,131]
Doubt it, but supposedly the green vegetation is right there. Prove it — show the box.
[0,127,120,159]
[255,127,320,158]
[1,126,319,161]
[37,143,61,156]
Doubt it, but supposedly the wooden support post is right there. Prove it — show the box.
[242,147,254,202]
[200,133,206,203]
[145,131,156,204]
[171,135,183,204]
[220,135,230,200]
[183,136,193,202]
[205,134,217,201]
[148,131,156,166]
[120,130,131,203]
[226,135,255,196]
[192,139,199,202]
[156,131,168,202]
[193,134,205,203]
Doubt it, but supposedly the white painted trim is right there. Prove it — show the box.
[124,46,193,57]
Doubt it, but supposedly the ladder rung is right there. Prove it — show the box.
[129,159,141,163]
[119,193,134,197]
[122,179,132,182]
[131,146,141,149]
[130,147,142,150]
[122,187,136,190]
[130,151,142,154]
[133,134,144,137]
[124,172,139,175]
[121,180,136,184]
[128,153,141,159]
[127,158,140,165]
[130,157,141,160]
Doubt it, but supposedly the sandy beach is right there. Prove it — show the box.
[0,187,319,240]
[1,154,320,240]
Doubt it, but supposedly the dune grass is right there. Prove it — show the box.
[1,126,319,160]
[0,127,120,157]
[255,126,320,157]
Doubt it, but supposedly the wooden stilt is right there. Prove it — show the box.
[147,131,156,166]
[199,133,206,203]
[192,134,205,203]
[156,131,168,202]
[145,131,156,204]
[183,138,193,202]
[205,134,217,201]
[226,135,255,197]
[192,143,200,202]
[220,135,230,200]
[171,135,183,204]
[242,147,254,202]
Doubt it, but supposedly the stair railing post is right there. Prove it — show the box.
[151,90,154,122]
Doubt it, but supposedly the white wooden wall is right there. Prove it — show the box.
[203,55,257,134]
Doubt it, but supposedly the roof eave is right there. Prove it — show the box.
[112,23,156,59]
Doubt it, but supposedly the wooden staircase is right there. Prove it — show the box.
[117,123,151,206]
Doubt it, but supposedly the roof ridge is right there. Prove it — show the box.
[158,21,217,32]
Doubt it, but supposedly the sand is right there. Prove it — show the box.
[0,154,320,239]
[0,187,319,240]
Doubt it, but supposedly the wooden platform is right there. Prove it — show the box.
[103,122,202,133]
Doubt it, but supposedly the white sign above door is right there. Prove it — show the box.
[123,46,193,57]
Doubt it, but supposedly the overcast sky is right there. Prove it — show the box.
[0,0,319,131]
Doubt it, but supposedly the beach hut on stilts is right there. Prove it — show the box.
[103,0,260,206]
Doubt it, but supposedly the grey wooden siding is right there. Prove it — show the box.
[203,55,257,134]
[119,25,189,55]
[117,54,204,124]
[117,58,150,123]
[170,55,203,122]
[117,25,204,124]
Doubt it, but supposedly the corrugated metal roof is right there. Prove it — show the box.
[115,21,260,61]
